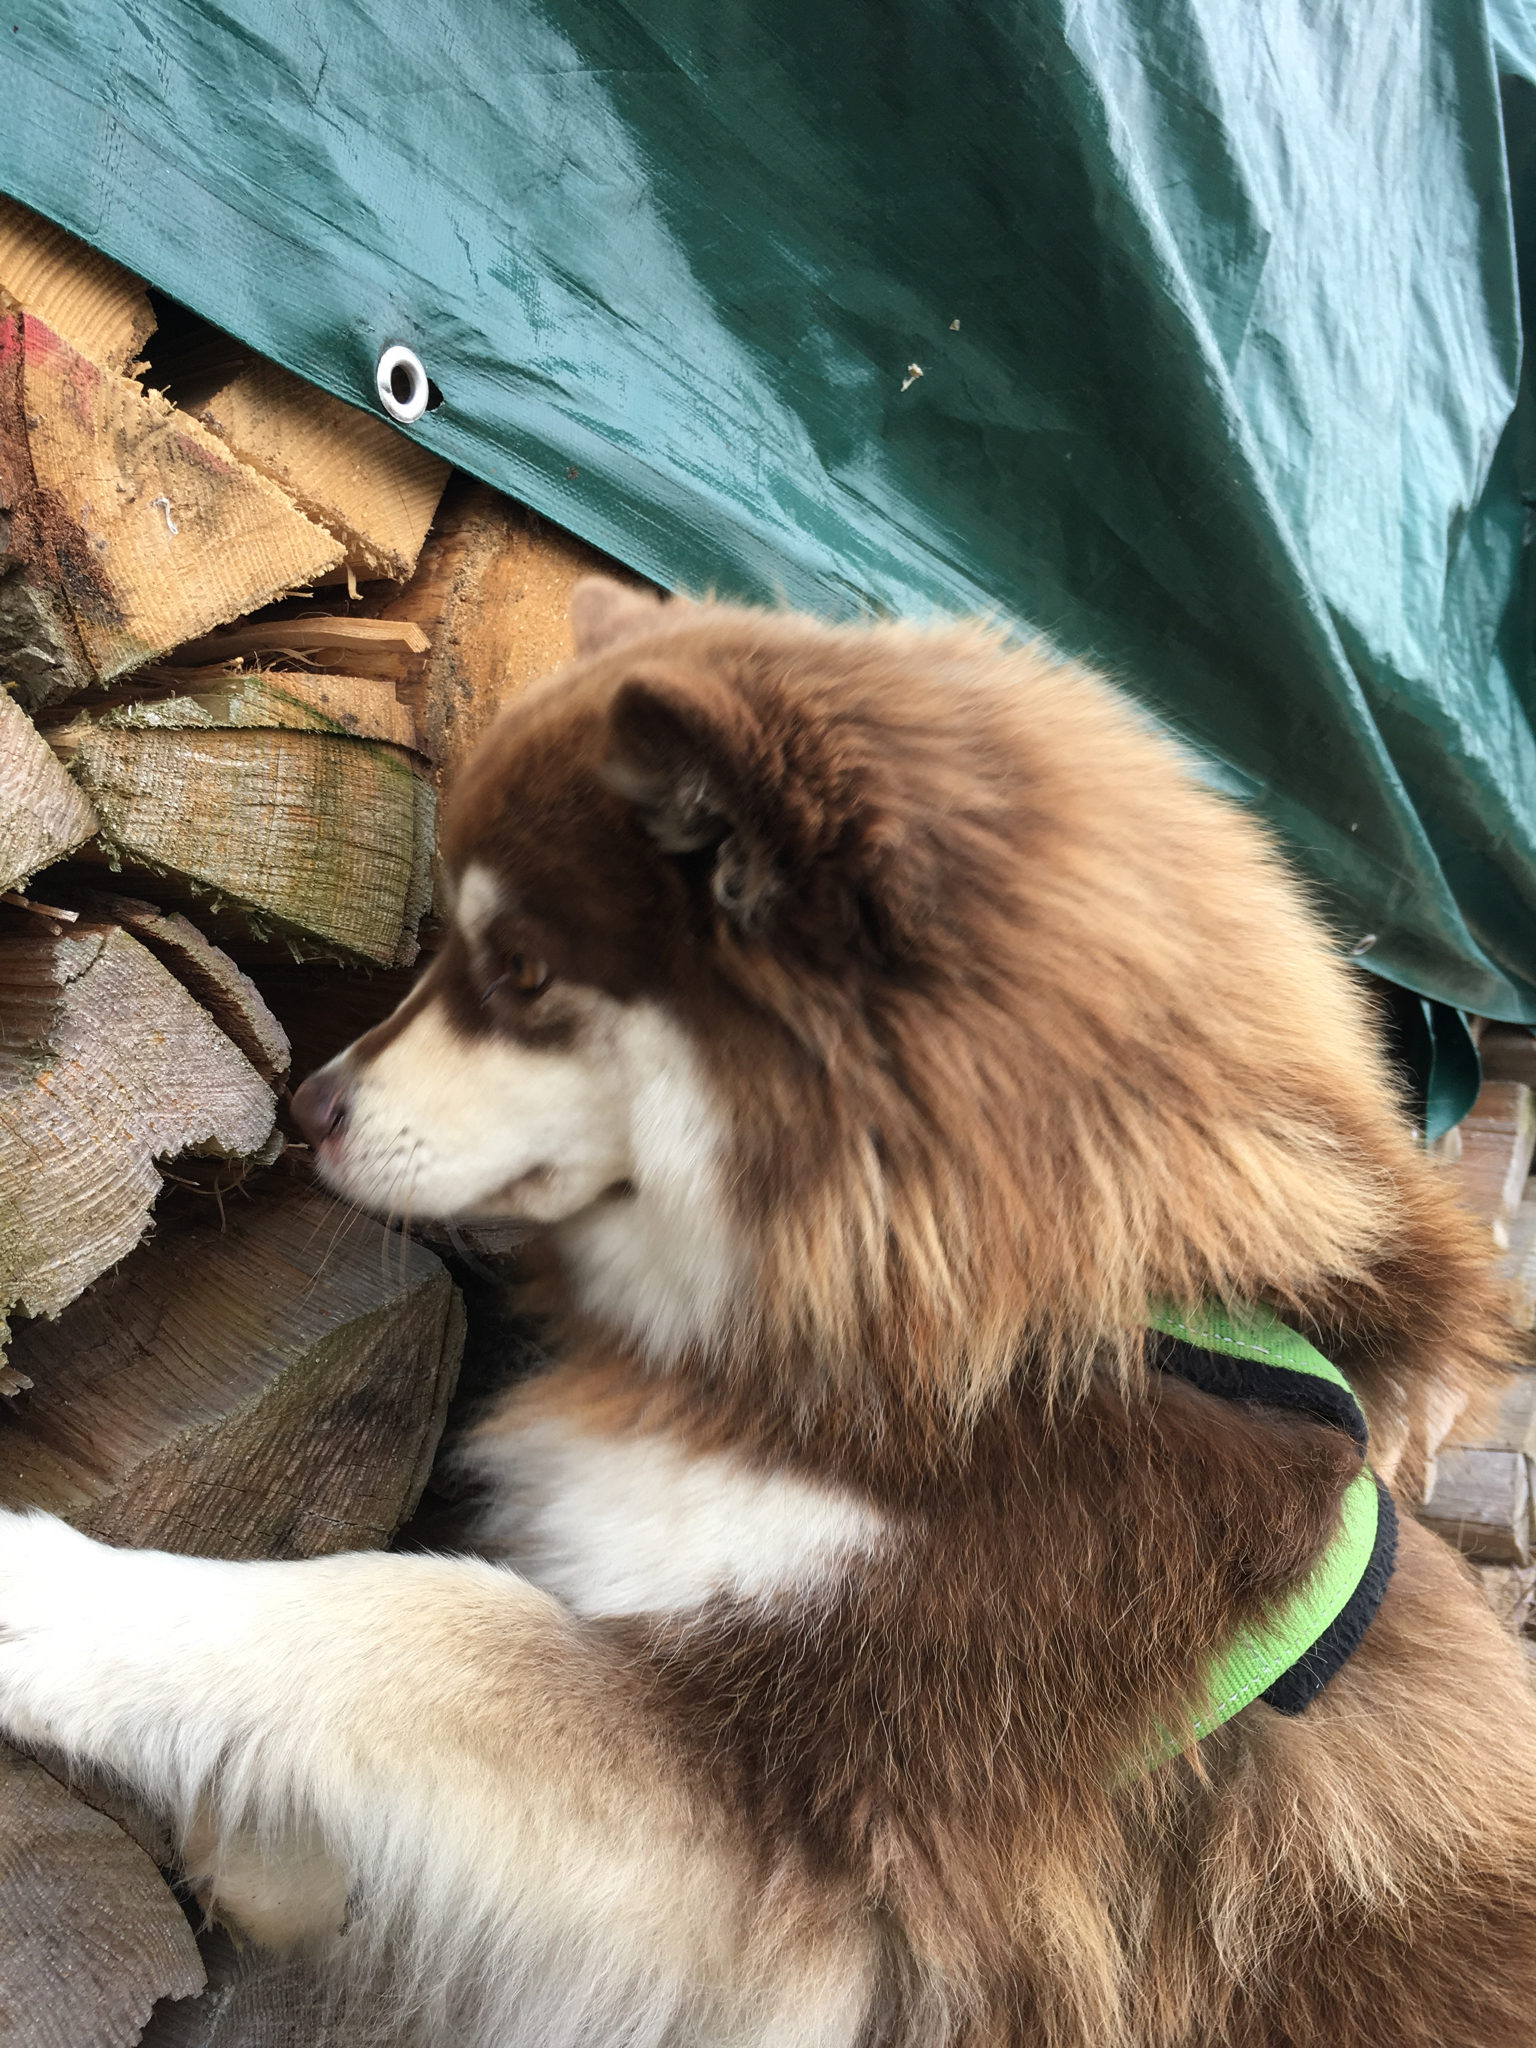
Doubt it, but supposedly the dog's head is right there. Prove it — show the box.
[294,578,1400,1402]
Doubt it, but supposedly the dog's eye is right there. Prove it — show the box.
[482,953,550,1004]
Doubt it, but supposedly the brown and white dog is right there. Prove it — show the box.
[3,579,1535,2044]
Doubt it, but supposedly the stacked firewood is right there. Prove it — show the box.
[1416,1026,1536,1642]
[0,193,631,2045]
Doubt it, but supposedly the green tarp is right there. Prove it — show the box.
[4,1,1536,1019]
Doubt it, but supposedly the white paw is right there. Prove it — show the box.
[184,1809,350,1952]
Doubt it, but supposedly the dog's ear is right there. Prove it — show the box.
[602,674,784,934]
[570,577,669,657]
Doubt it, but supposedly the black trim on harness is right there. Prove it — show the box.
[1150,1330,1392,1718]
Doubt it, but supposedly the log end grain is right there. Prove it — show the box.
[0,196,156,376]
[0,1743,203,2048]
[0,690,97,894]
[0,1183,464,1559]
[0,920,276,1336]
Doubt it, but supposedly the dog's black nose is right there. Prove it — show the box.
[290,1067,352,1148]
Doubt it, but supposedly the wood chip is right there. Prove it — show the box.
[174,615,429,671]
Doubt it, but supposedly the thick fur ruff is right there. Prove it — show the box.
[2,581,1533,2046]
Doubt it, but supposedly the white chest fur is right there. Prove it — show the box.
[468,1416,889,1618]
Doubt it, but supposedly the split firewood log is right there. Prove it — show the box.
[0,194,156,376]
[0,1181,463,1559]
[91,663,421,750]
[1420,1368,1536,1566]
[1476,1563,1536,1635]
[0,918,276,1354]
[47,690,433,966]
[0,1742,203,2048]
[0,689,96,894]
[85,893,291,1085]
[1501,1190,1536,1334]
[194,357,449,583]
[137,1924,386,2048]
[0,302,341,711]
[375,476,644,783]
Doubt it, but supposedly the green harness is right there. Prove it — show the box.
[1146,1303,1389,1755]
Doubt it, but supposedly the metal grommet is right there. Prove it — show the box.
[376,344,430,424]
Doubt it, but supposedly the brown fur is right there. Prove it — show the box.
[360,582,1536,2042]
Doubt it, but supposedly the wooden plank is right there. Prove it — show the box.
[0,307,342,710]
[0,194,155,375]
[196,358,449,582]
[0,691,96,894]
[1449,1080,1536,1224]
[85,894,291,1085]
[0,921,275,1347]
[52,721,434,966]
[0,1183,464,1560]
[0,1742,203,2048]
[90,665,421,751]
[376,477,644,782]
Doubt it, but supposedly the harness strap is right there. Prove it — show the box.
[1145,1304,1397,1747]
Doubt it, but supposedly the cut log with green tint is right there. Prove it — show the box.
[58,722,433,966]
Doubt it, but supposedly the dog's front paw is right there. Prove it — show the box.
[0,1510,151,1750]
[184,1809,351,1952]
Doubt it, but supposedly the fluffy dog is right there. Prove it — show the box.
[2,579,1535,2045]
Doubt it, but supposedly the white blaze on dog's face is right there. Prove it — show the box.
[295,854,747,1359]
[336,860,637,1222]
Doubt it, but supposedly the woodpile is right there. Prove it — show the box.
[1413,1027,1536,1661]
[0,193,640,2045]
